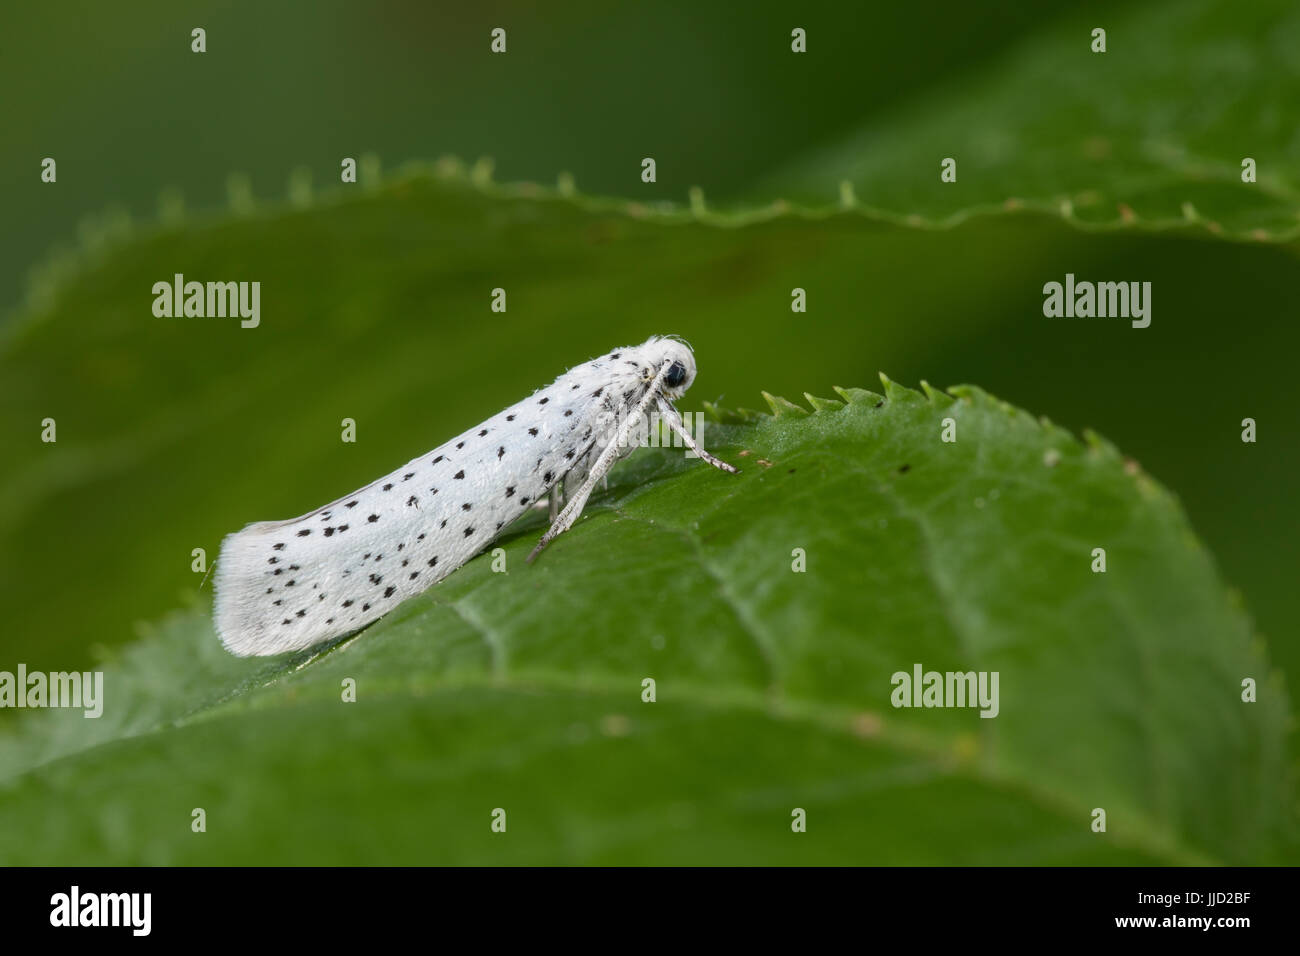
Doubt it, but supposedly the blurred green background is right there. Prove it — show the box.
[1,0,1297,863]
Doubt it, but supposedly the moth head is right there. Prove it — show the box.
[647,335,696,398]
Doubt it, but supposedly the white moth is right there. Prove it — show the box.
[214,335,737,656]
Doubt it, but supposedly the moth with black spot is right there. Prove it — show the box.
[214,335,738,656]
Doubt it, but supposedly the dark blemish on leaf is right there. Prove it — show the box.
[898,463,911,474]
[875,401,883,408]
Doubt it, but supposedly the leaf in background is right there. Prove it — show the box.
[0,384,1288,865]
[757,0,1300,240]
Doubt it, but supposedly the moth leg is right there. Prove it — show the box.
[528,359,674,562]
[548,482,562,522]
[655,397,740,474]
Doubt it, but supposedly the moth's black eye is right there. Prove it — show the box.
[664,360,687,388]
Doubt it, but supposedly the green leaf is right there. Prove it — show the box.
[756,0,1300,241]
[0,384,1288,865]
[5,172,1300,764]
